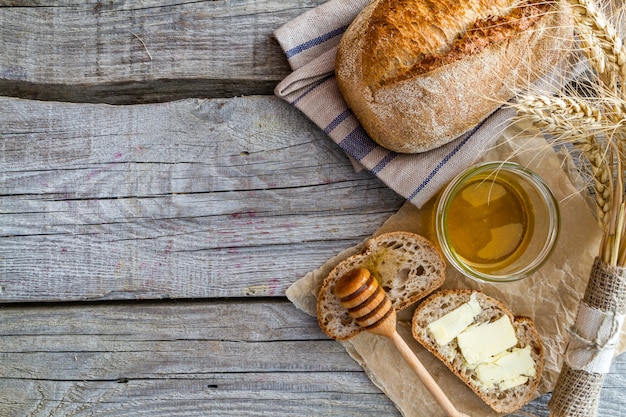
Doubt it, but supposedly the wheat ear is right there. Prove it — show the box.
[566,0,626,89]
[515,94,613,223]
[581,135,613,225]
[516,95,602,132]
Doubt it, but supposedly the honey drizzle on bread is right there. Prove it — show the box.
[317,232,445,341]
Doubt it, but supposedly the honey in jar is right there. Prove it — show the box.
[435,162,559,282]
[445,174,533,273]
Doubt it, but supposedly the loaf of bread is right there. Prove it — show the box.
[317,231,445,340]
[412,289,544,414]
[335,0,573,153]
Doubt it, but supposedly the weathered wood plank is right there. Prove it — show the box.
[0,299,323,340]
[0,299,398,417]
[0,0,324,103]
[1,97,373,195]
[0,96,405,302]
[1,377,400,417]
[0,300,624,417]
[2,1,623,415]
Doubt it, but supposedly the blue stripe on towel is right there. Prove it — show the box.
[324,109,351,134]
[291,74,334,105]
[372,152,397,174]
[285,25,349,58]
[408,122,486,201]
[339,126,377,160]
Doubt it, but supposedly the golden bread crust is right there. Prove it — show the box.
[336,0,574,153]
[362,0,522,90]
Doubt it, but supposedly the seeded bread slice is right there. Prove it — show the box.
[317,231,445,340]
[411,289,544,414]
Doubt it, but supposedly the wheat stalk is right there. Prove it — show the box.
[514,94,614,223]
[581,136,614,225]
[525,4,626,416]
[512,0,626,265]
[567,0,626,90]
[568,0,626,264]
[516,95,602,132]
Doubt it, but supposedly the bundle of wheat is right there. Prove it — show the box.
[509,1,626,416]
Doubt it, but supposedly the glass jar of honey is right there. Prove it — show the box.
[435,162,560,282]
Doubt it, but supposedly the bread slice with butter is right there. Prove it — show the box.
[317,231,445,341]
[411,289,544,414]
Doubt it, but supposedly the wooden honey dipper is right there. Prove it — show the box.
[334,268,471,417]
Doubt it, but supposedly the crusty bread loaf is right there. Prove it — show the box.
[412,289,544,414]
[317,231,445,340]
[335,0,573,153]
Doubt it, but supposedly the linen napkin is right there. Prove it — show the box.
[273,0,515,208]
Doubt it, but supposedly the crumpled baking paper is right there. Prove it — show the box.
[287,124,626,416]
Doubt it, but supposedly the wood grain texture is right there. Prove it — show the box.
[0,300,624,417]
[0,300,395,417]
[2,0,626,415]
[0,96,405,302]
[0,0,326,103]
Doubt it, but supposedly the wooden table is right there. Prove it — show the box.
[1,1,624,416]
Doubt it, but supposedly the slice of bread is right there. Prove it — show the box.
[317,231,445,340]
[411,289,544,414]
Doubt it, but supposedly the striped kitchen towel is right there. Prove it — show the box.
[273,0,515,208]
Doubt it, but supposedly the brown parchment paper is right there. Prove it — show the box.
[286,125,626,417]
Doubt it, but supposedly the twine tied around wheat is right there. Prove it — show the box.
[510,0,626,415]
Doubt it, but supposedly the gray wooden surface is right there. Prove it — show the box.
[1,1,624,416]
